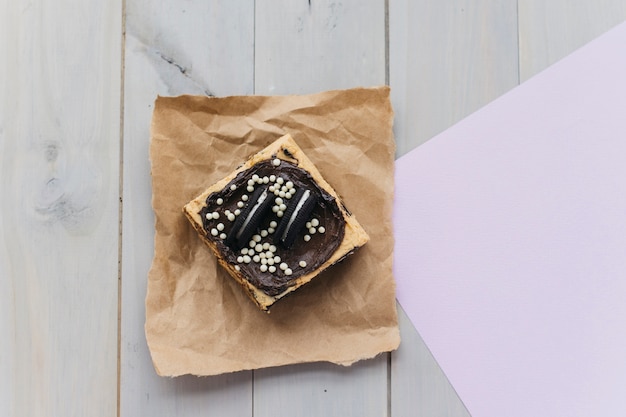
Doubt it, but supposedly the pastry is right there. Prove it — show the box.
[183,134,369,312]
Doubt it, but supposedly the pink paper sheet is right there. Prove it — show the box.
[394,21,626,417]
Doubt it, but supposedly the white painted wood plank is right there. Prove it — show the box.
[0,239,12,417]
[519,0,626,81]
[0,5,14,415]
[390,0,519,156]
[253,1,389,416]
[389,0,408,159]
[0,142,13,414]
[0,1,121,416]
[254,0,386,95]
[120,1,255,416]
[389,1,518,416]
[254,360,389,417]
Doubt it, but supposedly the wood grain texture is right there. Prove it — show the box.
[253,1,390,416]
[390,0,519,156]
[120,1,255,416]
[254,0,386,95]
[519,0,626,81]
[254,360,389,417]
[0,5,13,415]
[4,0,625,415]
[0,0,121,416]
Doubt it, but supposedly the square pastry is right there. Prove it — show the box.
[183,134,369,312]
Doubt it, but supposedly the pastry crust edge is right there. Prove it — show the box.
[183,134,370,312]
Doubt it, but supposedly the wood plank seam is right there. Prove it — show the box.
[118,1,127,417]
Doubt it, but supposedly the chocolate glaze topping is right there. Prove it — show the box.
[199,159,345,296]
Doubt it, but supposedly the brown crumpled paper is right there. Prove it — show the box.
[146,86,400,377]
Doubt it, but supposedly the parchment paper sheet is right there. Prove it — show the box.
[146,86,400,377]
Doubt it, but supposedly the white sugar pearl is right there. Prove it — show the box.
[311,218,319,227]
[211,228,218,236]
[309,227,316,234]
[275,197,283,205]
[260,264,268,272]
[299,261,307,268]
[267,257,275,265]
[279,204,287,211]
[249,240,256,248]
[247,248,255,256]
[206,213,212,220]
[253,255,260,263]
[274,189,280,196]
[216,198,223,205]
[286,181,294,189]
[304,235,311,242]
[305,221,312,229]
[247,185,254,192]
[269,245,277,253]
[243,255,251,263]
[241,194,248,201]
[270,175,276,182]
[272,205,280,213]
[281,185,288,193]
[276,177,284,185]
[267,227,275,234]
[272,158,281,166]
[274,256,281,263]
[269,221,278,228]
[237,256,244,263]
[219,233,226,240]
[269,185,275,192]
[285,268,292,276]
[253,234,262,242]
[262,242,270,250]
[278,191,286,198]
[227,213,236,221]
[216,223,224,231]
[240,248,249,255]
[234,209,241,216]
[247,179,255,186]
[213,212,220,219]
[259,252,266,259]
[230,184,237,191]
[237,201,244,208]
[252,174,260,182]
[277,211,284,217]
[235,265,240,271]
[263,176,269,184]
[255,244,263,252]
[269,265,277,273]
[318,226,325,233]
[225,209,231,215]
[260,230,268,237]
[265,251,273,259]
[285,193,292,199]
[279,262,288,271]
[261,258,267,265]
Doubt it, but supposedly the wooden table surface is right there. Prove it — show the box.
[2,1,625,416]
